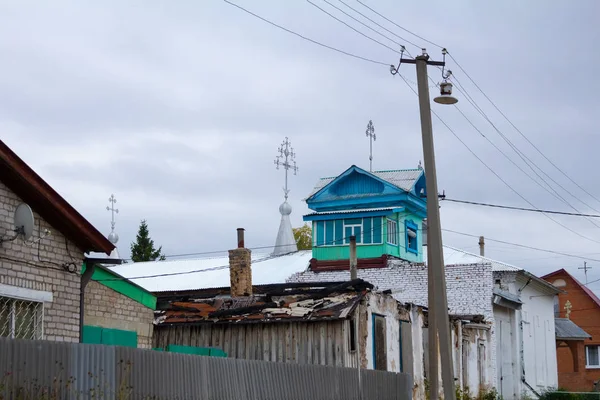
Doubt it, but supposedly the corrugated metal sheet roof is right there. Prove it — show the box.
[493,288,522,304]
[155,280,373,325]
[555,318,591,340]
[109,251,313,293]
[423,245,521,272]
[307,169,422,198]
[304,207,396,217]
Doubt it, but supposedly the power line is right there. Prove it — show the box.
[222,0,388,66]
[318,0,411,52]
[442,228,600,263]
[443,198,600,218]
[353,0,444,49]
[447,52,600,208]
[448,73,600,231]
[335,0,420,49]
[397,74,600,245]
[305,0,403,55]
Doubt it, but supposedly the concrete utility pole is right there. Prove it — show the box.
[393,49,456,400]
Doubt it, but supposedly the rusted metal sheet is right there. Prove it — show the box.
[155,280,372,326]
[0,337,412,399]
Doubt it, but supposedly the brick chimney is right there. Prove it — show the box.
[229,228,252,297]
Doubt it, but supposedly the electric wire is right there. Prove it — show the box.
[222,0,388,66]
[353,0,444,49]
[397,74,600,244]
[447,73,600,230]
[315,0,409,52]
[333,0,420,49]
[447,52,600,209]
[305,0,404,55]
[442,198,600,218]
[442,229,600,263]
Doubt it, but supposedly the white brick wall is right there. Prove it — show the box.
[288,258,498,387]
[0,180,83,342]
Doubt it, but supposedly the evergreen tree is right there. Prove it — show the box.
[130,220,166,262]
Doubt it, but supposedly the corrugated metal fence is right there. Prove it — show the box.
[0,338,412,399]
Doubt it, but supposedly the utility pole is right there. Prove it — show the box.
[578,261,592,284]
[479,236,485,257]
[365,120,376,172]
[392,49,456,400]
[350,235,358,280]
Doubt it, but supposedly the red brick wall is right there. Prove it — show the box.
[548,272,600,391]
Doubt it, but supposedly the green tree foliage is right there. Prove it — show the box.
[293,224,312,250]
[130,220,166,262]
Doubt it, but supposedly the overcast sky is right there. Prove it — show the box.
[2,1,600,294]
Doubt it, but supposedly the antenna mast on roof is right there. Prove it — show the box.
[274,137,298,201]
[366,120,376,172]
[578,261,592,284]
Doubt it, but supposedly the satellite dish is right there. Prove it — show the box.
[14,203,35,241]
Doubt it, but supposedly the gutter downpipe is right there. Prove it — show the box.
[79,261,96,343]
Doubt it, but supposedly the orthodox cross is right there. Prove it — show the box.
[366,120,376,172]
[106,194,119,233]
[564,300,572,319]
[274,137,298,201]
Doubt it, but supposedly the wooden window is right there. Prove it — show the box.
[372,314,387,371]
[387,219,398,245]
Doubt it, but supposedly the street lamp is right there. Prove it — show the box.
[434,81,458,105]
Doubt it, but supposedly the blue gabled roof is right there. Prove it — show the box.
[306,165,424,201]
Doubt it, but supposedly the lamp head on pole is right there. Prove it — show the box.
[434,81,458,105]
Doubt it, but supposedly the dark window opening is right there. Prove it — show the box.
[349,319,357,352]
[373,314,387,371]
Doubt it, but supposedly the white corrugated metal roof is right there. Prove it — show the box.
[307,169,422,198]
[423,245,521,272]
[108,251,313,293]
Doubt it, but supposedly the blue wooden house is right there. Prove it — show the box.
[303,165,427,270]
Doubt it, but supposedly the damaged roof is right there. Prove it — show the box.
[155,279,373,326]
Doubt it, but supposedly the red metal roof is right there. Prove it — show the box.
[0,140,114,254]
[542,268,600,309]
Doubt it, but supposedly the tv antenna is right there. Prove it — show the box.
[1,203,35,244]
[578,261,592,284]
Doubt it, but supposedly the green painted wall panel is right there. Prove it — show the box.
[82,325,138,348]
[312,244,385,260]
[82,325,102,344]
